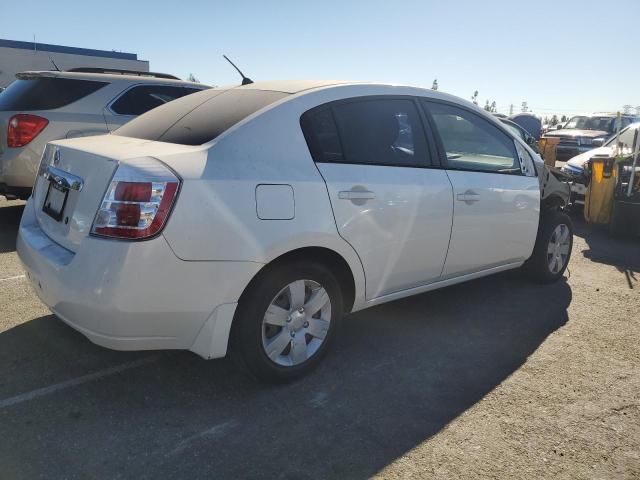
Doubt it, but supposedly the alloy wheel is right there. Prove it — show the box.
[547,224,571,274]
[261,279,332,367]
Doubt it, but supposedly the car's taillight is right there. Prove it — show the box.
[7,114,49,148]
[91,162,180,240]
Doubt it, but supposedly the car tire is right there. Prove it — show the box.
[232,260,343,383]
[523,209,573,284]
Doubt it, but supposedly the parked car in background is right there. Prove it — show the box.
[509,113,542,139]
[0,68,208,199]
[18,81,571,383]
[561,122,640,206]
[545,113,639,161]
[499,117,539,153]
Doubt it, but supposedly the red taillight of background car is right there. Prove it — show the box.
[92,173,180,240]
[7,114,49,148]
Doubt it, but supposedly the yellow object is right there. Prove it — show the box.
[584,156,616,224]
[539,137,560,167]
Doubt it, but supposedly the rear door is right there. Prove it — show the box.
[302,97,453,299]
[104,84,205,130]
[422,100,540,277]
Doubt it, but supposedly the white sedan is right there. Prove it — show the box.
[17,81,572,382]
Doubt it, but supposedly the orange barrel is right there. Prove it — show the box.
[584,155,617,224]
[539,137,560,167]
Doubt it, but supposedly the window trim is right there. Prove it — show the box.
[106,83,208,116]
[300,95,440,170]
[420,98,526,176]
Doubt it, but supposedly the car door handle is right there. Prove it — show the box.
[338,190,376,200]
[456,190,480,204]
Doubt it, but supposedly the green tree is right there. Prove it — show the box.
[550,115,558,126]
[431,79,438,90]
[187,73,200,83]
[561,115,568,123]
[471,90,479,105]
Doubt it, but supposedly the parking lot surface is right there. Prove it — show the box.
[0,197,638,479]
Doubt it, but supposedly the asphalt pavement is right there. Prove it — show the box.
[0,198,638,479]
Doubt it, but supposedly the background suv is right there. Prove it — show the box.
[0,68,207,199]
[545,113,639,161]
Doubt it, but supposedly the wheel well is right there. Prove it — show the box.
[542,194,566,212]
[240,247,356,314]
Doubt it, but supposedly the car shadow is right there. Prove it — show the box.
[0,270,571,479]
[572,215,639,289]
[0,202,25,254]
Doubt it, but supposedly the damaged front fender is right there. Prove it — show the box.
[539,165,571,208]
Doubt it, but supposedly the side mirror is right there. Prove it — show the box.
[592,138,605,147]
[556,125,563,130]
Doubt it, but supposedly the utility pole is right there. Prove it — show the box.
[521,101,528,113]
[509,104,514,116]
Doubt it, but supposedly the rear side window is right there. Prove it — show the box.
[301,98,431,167]
[425,101,519,173]
[110,85,204,115]
[114,89,289,145]
[0,77,107,111]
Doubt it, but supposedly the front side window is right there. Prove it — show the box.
[301,98,431,167]
[425,102,519,173]
[110,85,204,115]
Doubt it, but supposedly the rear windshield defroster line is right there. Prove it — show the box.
[113,88,289,146]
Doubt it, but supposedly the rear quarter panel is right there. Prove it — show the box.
[159,90,370,306]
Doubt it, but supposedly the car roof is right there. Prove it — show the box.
[232,80,358,94]
[15,70,206,87]
[232,80,469,104]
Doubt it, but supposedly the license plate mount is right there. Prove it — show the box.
[42,181,69,222]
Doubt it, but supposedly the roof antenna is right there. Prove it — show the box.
[223,55,253,85]
[48,55,60,72]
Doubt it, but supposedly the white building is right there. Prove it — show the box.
[0,39,149,88]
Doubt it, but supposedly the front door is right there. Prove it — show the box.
[301,97,453,299]
[423,100,540,277]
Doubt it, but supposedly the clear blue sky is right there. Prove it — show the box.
[2,0,638,118]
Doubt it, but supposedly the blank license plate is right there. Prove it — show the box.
[43,182,69,222]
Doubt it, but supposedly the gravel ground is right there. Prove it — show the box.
[0,197,638,479]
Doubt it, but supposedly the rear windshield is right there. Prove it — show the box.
[0,77,108,111]
[114,88,289,145]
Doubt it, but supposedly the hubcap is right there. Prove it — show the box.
[261,279,332,367]
[547,224,571,274]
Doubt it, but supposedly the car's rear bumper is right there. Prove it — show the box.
[0,183,32,199]
[0,143,43,189]
[17,198,262,358]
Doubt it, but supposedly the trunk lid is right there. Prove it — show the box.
[32,135,197,252]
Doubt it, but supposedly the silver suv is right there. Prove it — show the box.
[0,68,207,199]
